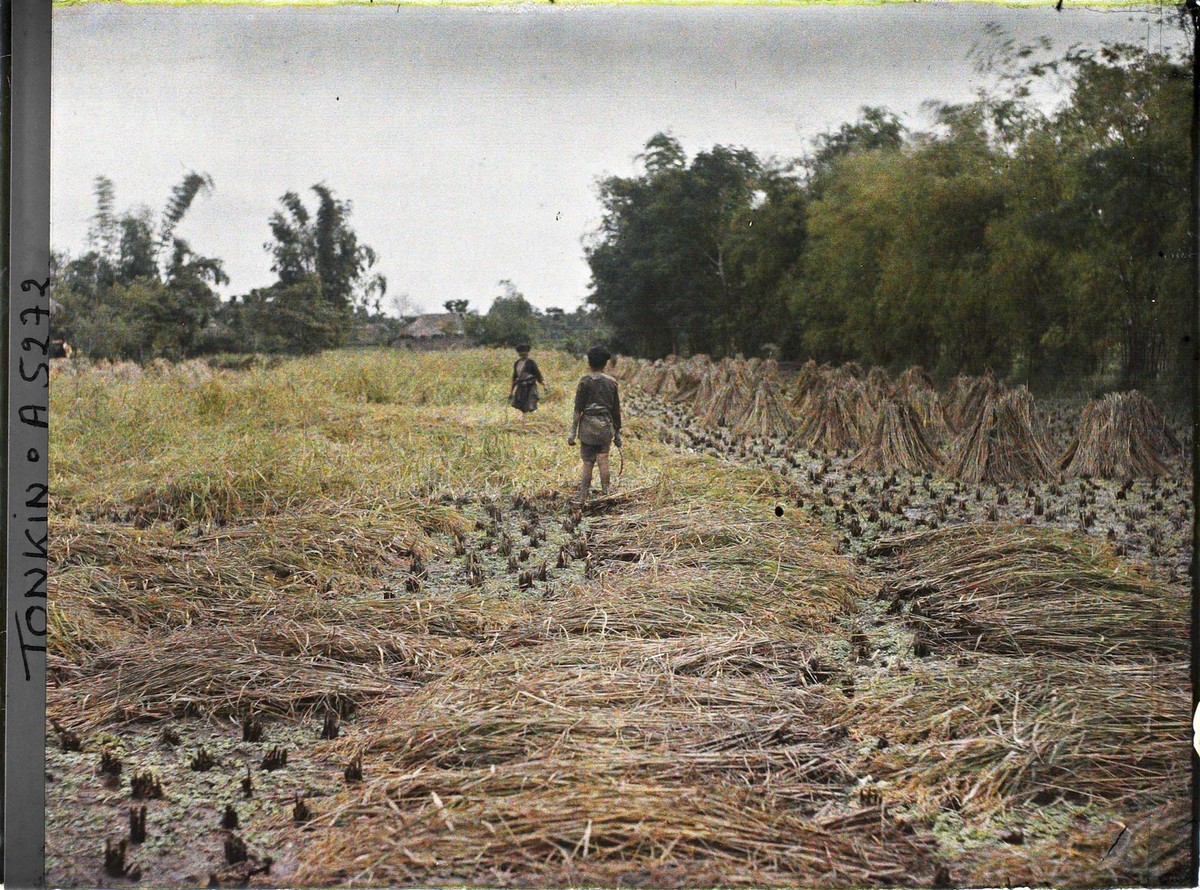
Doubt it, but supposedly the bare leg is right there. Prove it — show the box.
[596,453,611,494]
[579,460,595,502]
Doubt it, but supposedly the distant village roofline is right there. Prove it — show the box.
[397,311,467,340]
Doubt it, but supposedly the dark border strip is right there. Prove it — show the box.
[5,1,50,887]
[0,0,12,877]
[1190,4,1200,886]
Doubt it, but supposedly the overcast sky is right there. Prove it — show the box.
[51,3,1170,314]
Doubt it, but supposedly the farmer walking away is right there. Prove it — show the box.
[509,344,545,416]
[568,346,622,503]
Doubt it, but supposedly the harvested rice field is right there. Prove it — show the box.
[48,349,1192,888]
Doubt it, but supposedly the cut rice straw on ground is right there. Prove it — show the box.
[50,625,416,727]
[836,656,1188,815]
[871,523,1187,659]
[292,765,937,888]
[347,661,846,781]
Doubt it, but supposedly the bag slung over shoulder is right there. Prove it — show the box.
[578,402,614,446]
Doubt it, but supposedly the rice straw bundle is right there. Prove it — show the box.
[900,386,951,444]
[730,373,797,440]
[630,359,658,392]
[839,360,865,380]
[690,365,718,416]
[850,398,943,475]
[1060,390,1180,478]
[845,378,878,428]
[692,360,737,417]
[644,359,677,398]
[700,364,752,428]
[793,383,867,453]
[787,359,828,408]
[608,356,635,380]
[864,366,893,401]
[897,366,935,392]
[669,356,707,405]
[896,366,948,441]
[945,371,1003,431]
[946,387,1057,483]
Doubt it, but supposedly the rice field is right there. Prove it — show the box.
[47,348,1192,888]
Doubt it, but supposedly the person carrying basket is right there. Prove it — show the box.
[567,346,622,503]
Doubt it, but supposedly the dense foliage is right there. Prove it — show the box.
[56,181,388,357]
[54,174,229,361]
[586,44,1191,398]
[217,185,388,353]
[465,281,613,352]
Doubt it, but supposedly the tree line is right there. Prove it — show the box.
[54,183,611,361]
[54,178,389,360]
[462,280,612,354]
[585,42,1190,400]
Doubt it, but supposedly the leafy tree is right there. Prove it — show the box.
[54,172,226,360]
[807,107,906,189]
[979,43,1190,391]
[791,149,905,365]
[248,184,387,351]
[227,276,345,355]
[444,299,469,314]
[265,184,386,312]
[587,133,762,357]
[584,39,1188,405]
[466,281,541,348]
[1038,45,1189,389]
[722,168,807,357]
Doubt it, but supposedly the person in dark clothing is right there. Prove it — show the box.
[509,344,545,414]
[568,346,622,502]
